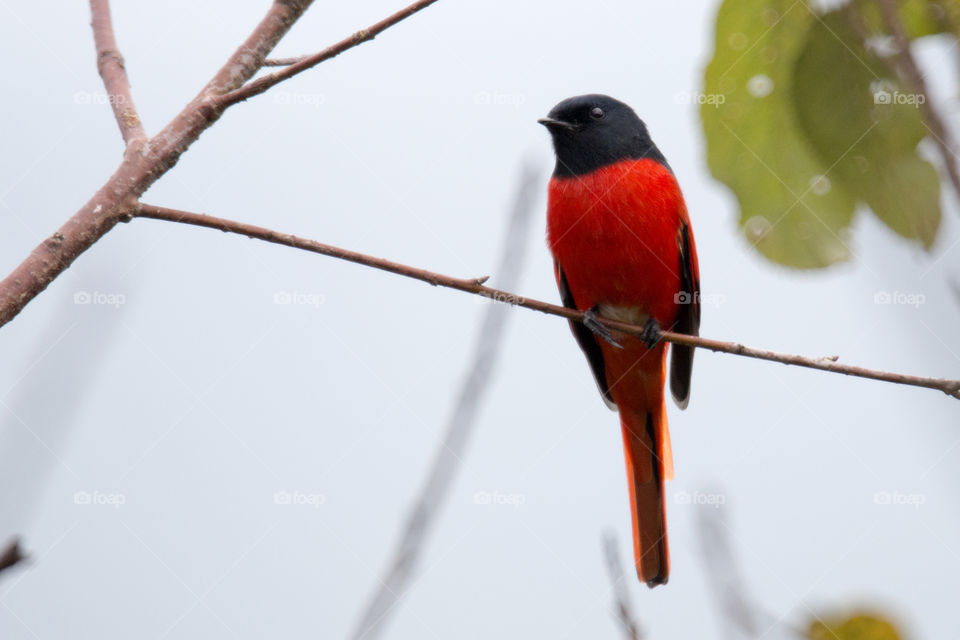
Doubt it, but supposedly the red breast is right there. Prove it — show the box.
[546,158,687,327]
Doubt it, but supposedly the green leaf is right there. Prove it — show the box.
[793,10,941,249]
[702,1,943,268]
[703,1,856,268]
[807,613,902,640]
[853,0,958,39]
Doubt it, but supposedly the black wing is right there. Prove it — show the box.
[669,221,700,409]
[555,261,616,410]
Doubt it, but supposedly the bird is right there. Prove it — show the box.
[539,94,700,587]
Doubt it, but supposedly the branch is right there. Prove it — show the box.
[1,0,436,328]
[134,203,960,401]
[89,0,146,144]
[603,534,644,640]
[696,501,804,639]
[0,1,311,328]
[218,0,441,108]
[696,505,759,639]
[0,538,25,576]
[350,164,541,640]
[874,0,960,202]
[200,0,314,96]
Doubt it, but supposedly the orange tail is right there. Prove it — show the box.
[620,390,673,587]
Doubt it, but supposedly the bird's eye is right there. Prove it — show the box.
[590,107,605,119]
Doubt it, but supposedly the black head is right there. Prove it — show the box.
[538,94,668,178]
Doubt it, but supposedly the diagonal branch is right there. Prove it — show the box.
[201,0,315,97]
[0,1,311,329]
[89,0,146,144]
[0,0,438,329]
[218,0,441,108]
[603,534,645,640]
[134,203,960,401]
[350,164,541,640]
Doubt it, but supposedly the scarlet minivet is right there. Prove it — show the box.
[540,95,700,587]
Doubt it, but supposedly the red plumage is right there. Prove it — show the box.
[547,157,699,586]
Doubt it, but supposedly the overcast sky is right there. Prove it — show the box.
[1,1,959,638]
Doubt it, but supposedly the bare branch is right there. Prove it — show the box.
[201,0,315,96]
[89,0,146,144]
[603,534,644,640]
[133,203,960,400]
[0,538,25,576]
[0,1,313,328]
[219,0,441,108]
[350,164,541,640]
[0,0,444,329]
[696,506,759,639]
[696,503,803,639]
[874,0,960,202]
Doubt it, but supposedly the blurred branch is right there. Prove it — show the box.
[218,0,442,108]
[134,203,960,400]
[696,505,802,640]
[871,0,960,201]
[89,0,146,144]
[603,533,644,640]
[696,506,759,639]
[0,538,25,576]
[0,0,441,328]
[350,163,541,640]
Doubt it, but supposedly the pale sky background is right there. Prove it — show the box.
[1,1,959,638]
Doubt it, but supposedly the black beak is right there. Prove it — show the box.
[538,117,576,131]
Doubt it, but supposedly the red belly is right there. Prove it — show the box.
[546,159,685,328]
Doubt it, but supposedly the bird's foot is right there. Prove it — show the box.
[583,306,623,349]
[640,317,662,349]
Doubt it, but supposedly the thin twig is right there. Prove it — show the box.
[603,533,644,640]
[0,538,25,576]
[218,0,441,108]
[89,0,146,144]
[874,0,960,202]
[133,203,960,401]
[350,164,541,640]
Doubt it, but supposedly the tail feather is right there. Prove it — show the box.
[621,404,671,587]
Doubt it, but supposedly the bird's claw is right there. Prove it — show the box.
[583,307,623,349]
[640,317,662,349]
